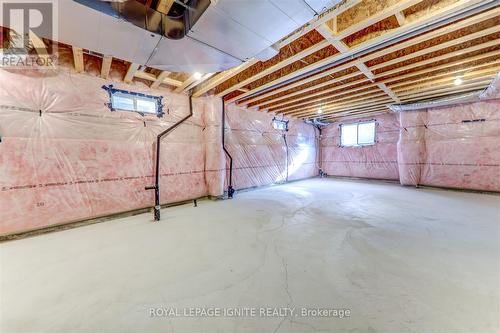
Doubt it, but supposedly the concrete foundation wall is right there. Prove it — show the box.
[320,113,400,181]
[0,68,318,235]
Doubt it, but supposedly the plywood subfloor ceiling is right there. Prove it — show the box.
[193,0,500,121]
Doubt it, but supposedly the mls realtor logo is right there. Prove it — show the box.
[0,0,57,68]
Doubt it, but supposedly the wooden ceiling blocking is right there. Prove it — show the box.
[195,0,500,121]
[8,21,211,92]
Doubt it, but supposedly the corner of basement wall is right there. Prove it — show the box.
[320,113,401,181]
[0,64,226,235]
[223,103,319,190]
[397,99,500,192]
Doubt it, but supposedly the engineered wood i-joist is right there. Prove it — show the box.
[215,39,332,97]
[274,88,387,114]
[151,71,171,89]
[224,0,493,104]
[292,101,392,119]
[101,56,112,79]
[28,31,50,64]
[134,70,183,87]
[265,39,500,113]
[192,59,259,97]
[284,93,392,116]
[239,8,499,107]
[72,46,84,73]
[124,63,140,83]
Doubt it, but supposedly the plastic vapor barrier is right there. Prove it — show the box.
[1,47,497,236]
[0,68,226,235]
[224,104,318,190]
[398,99,500,191]
[0,53,318,235]
[320,113,400,180]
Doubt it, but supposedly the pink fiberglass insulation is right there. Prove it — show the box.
[398,99,500,191]
[0,59,318,235]
[0,65,226,235]
[224,103,318,190]
[320,113,400,180]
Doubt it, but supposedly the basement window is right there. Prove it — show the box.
[340,121,376,147]
[272,118,289,131]
[102,85,164,117]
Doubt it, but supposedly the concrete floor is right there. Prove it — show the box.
[1,178,499,333]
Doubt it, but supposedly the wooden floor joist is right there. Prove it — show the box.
[224,0,486,105]
[13,0,498,119]
[124,63,139,83]
[101,56,112,79]
[151,71,171,89]
[251,7,499,107]
[72,46,84,73]
[212,0,499,120]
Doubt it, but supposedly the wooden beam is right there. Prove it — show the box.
[384,57,500,87]
[261,77,372,110]
[275,87,386,114]
[371,25,500,71]
[395,12,406,26]
[72,46,84,73]
[261,48,500,111]
[296,101,391,119]
[124,63,140,83]
[400,85,490,102]
[316,24,349,52]
[334,0,422,40]
[225,0,493,104]
[240,62,357,106]
[377,46,500,79]
[320,105,390,119]
[391,65,500,90]
[192,59,259,97]
[28,31,50,64]
[318,21,400,104]
[276,0,362,48]
[281,91,389,115]
[151,71,171,89]
[397,77,494,97]
[134,70,183,87]
[377,46,500,83]
[253,71,364,108]
[321,109,390,120]
[240,7,498,107]
[189,73,216,91]
[377,83,401,103]
[174,74,199,93]
[355,61,375,80]
[215,39,331,97]
[288,97,392,117]
[157,0,174,14]
[101,55,112,79]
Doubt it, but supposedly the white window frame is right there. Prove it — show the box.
[103,84,164,118]
[111,92,159,115]
[340,120,377,147]
[272,118,289,131]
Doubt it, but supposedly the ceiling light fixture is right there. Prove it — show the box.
[193,72,203,80]
[317,108,323,114]
[454,77,463,86]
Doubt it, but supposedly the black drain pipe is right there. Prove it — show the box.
[222,99,235,198]
[314,125,326,177]
[145,92,194,221]
[282,133,289,182]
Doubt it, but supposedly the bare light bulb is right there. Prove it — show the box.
[318,108,323,114]
[454,77,463,86]
[193,72,203,80]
